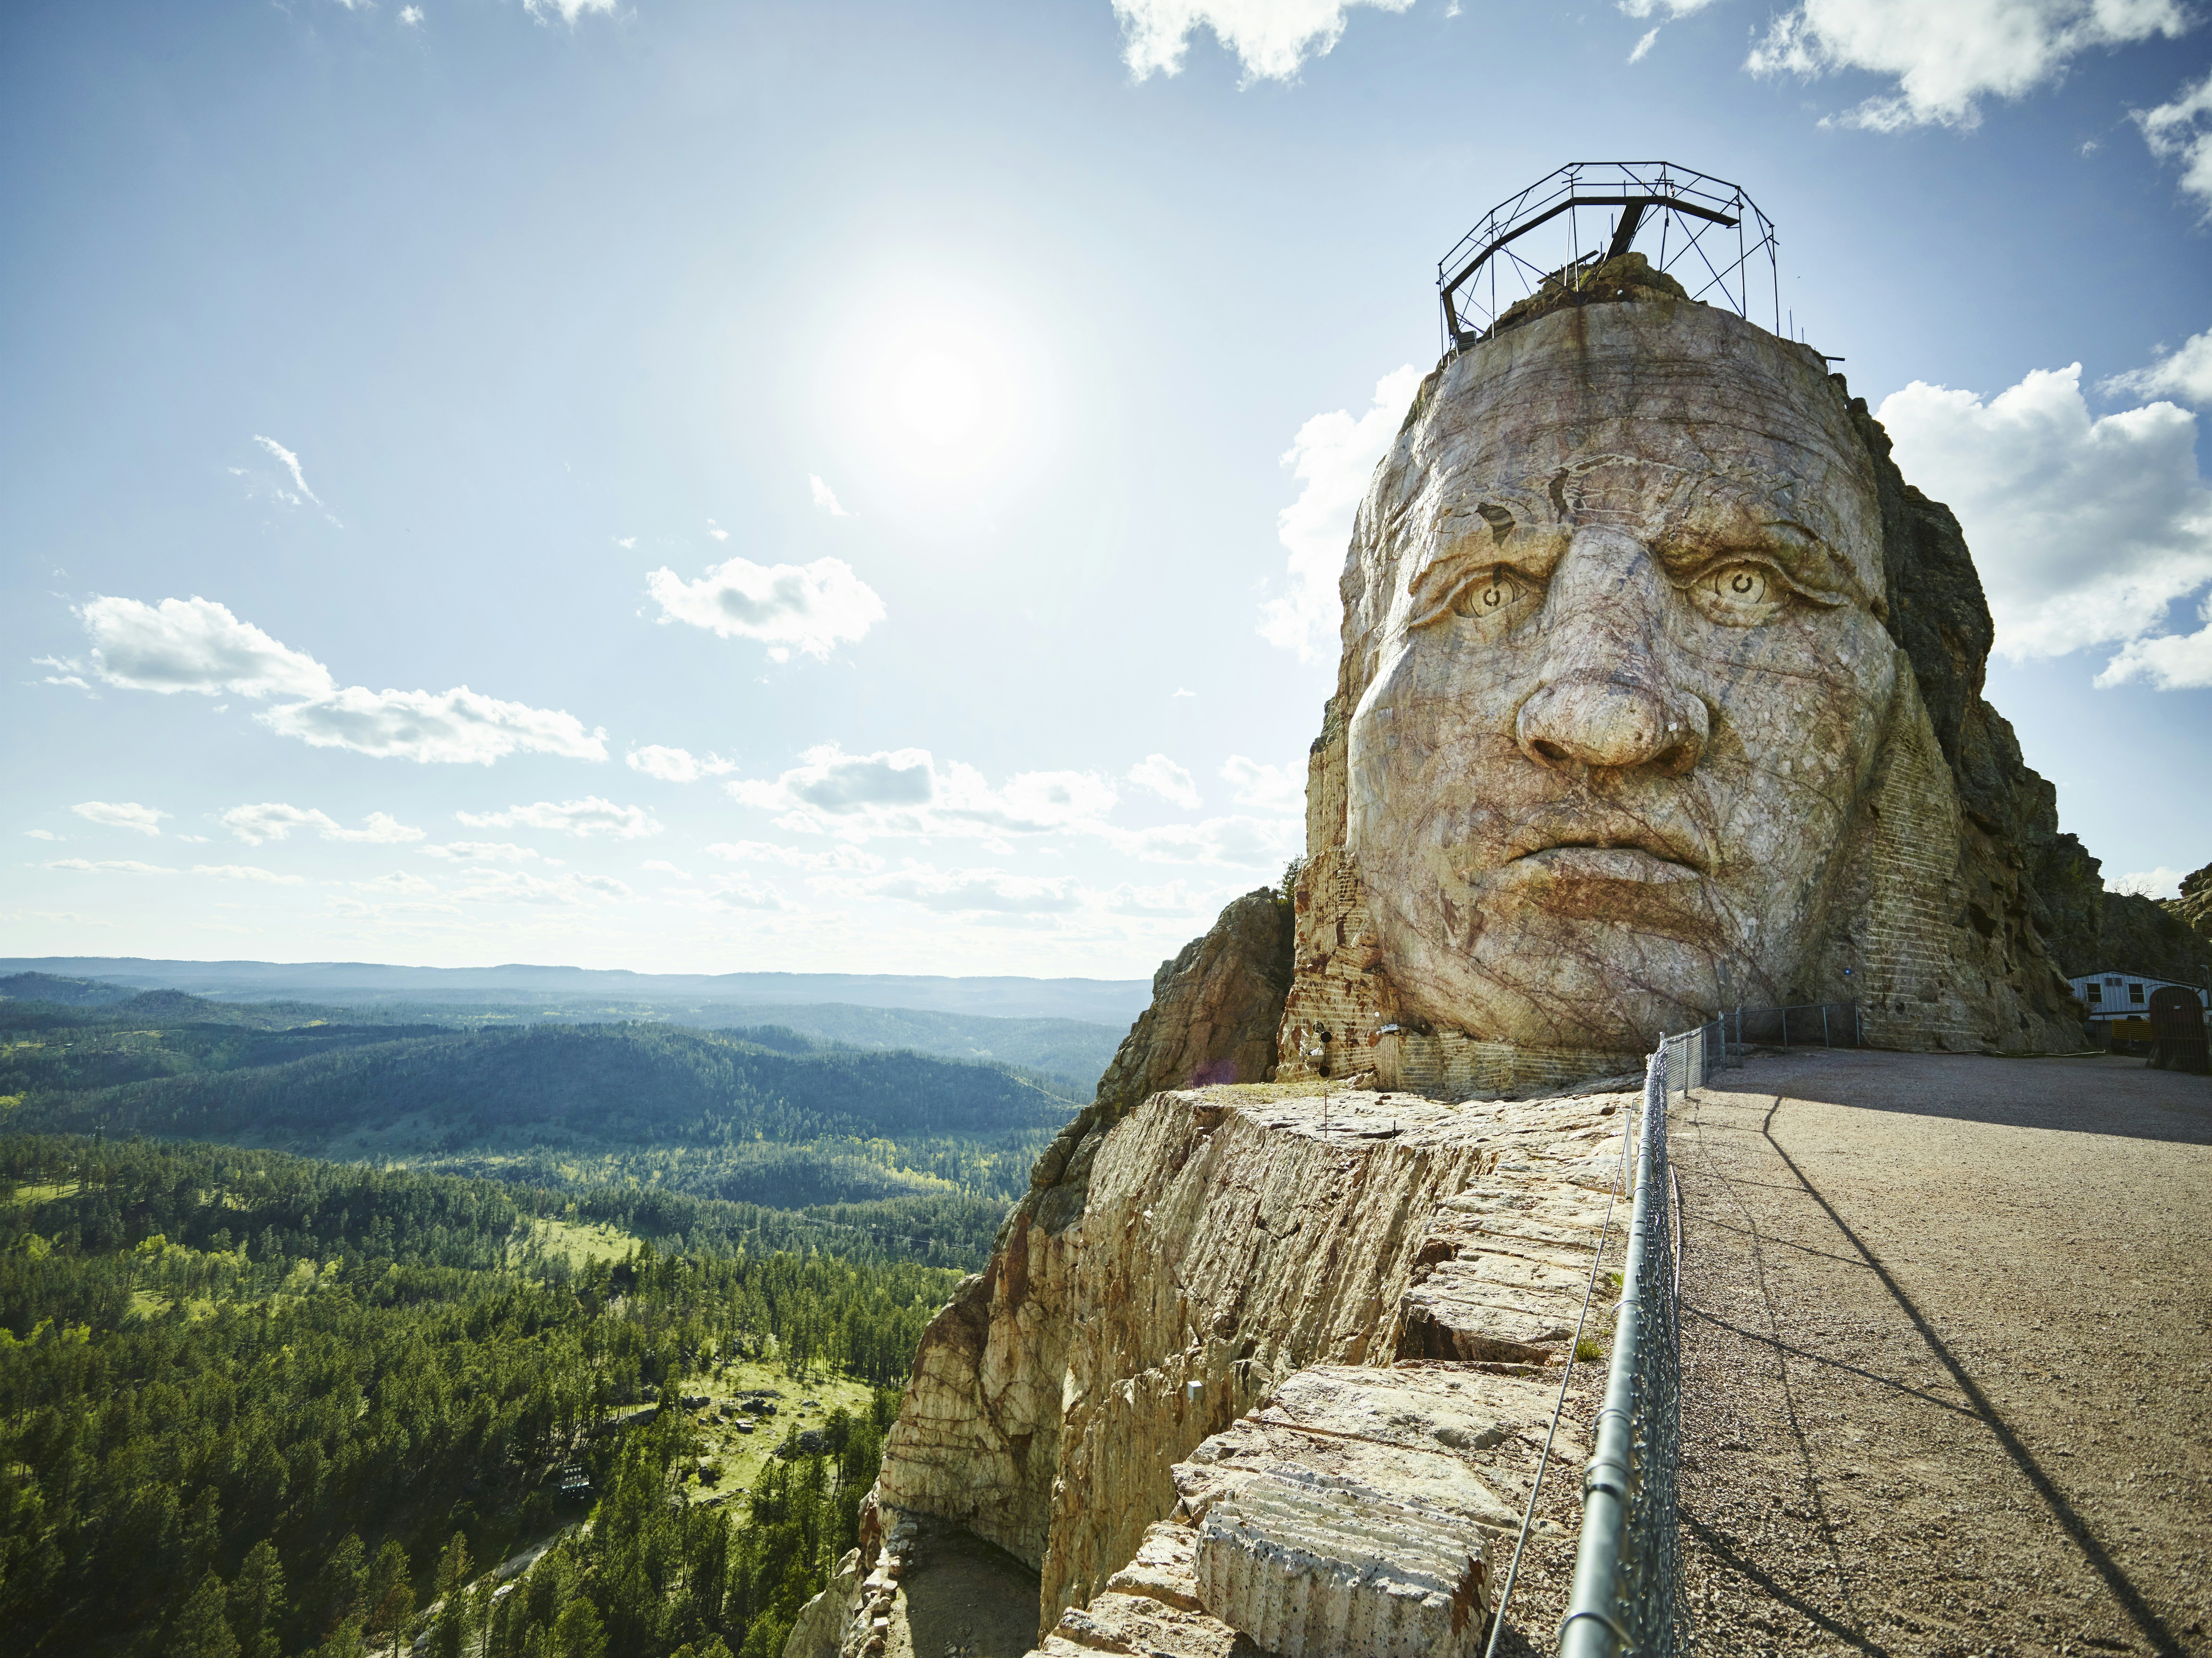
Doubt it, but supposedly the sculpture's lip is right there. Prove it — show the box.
[1508,844,1703,884]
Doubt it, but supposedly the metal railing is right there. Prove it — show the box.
[1557,1021,1712,1657]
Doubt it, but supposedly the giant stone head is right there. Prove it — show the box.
[1278,292,2081,1091]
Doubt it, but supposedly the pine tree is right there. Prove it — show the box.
[231,1539,287,1658]
[170,1570,240,1658]
[363,1540,414,1658]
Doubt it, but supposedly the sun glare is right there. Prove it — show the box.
[894,350,984,446]
[811,265,1060,508]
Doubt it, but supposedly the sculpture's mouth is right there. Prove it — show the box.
[1500,817,1710,881]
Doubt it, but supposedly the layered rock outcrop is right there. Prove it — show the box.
[858,889,1296,1614]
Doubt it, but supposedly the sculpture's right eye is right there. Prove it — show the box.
[1450,566,1530,626]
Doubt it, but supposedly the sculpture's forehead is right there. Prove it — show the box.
[1394,309,1885,594]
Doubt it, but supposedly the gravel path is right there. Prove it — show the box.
[1676,1049,2212,1657]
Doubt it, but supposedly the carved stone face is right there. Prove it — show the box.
[1345,304,1899,1051]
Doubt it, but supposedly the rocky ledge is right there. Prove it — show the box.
[786,1075,1631,1658]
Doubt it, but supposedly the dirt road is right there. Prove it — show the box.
[1676,1049,2212,1657]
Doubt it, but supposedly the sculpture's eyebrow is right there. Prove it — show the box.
[1578,459,1873,604]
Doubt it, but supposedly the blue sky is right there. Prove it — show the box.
[5,0,2209,977]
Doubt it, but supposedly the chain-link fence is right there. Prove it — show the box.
[1556,1021,1713,1657]
[1719,1000,1859,1052]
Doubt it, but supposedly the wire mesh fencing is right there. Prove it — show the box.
[1556,1022,1711,1657]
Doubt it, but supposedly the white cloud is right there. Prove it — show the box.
[706,519,730,542]
[22,829,63,842]
[1111,0,1414,83]
[224,803,335,844]
[193,864,306,885]
[223,803,425,846]
[810,475,852,517]
[2135,67,2212,212]
[1101,878,1211,916]
[1102,814,1299,869]
[641,859,689,876]
[1259,365,1424,662]
[259,686,606,764]
[253,434,326,511]
[456,797,662,839]
[78,595,603,763]
[1628,27,1659,61]
[1876,365,2212,677]
[35,655,90,691]
[422,842,550,863]
[45,858,175,875]
[329,812,425,844]
[83,596,334,700]
[1173,687,1196,698]
[2110,866,2186,899]
[1746,0,2190,131]
[1128,754,1201,809]
[2103,329,2212,405]
[2096,595,2212,689]
[458,869,632,905]
[704,875,798,912]
[72,801,166,836]
[399,4,424,22]
[646,555,885,661]
[1220,755,1303,813]
[626,744,735,783]
[615,536,637,550]
[522,0,616,22]
[727,745,1118,842]
[829,863,1084,916]
[355,870,438,895]
[706,839,886,874]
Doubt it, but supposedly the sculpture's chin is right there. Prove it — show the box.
[1379,888,1727,1052]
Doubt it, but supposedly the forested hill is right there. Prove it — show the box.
[0,987,1086,1257]
[1,1133,949,1658]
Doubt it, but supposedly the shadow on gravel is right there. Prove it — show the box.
[1760,1100,2188,1658]
[1743,1052,2212,1146]
[1680,1511,1896,1656]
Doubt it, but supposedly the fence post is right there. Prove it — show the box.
[1822,1004,1830,1047]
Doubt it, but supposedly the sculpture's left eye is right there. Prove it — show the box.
[1451,566,1528,625]
[1691,561,1787,624]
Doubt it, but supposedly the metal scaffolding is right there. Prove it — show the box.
[1436,162,1781,354]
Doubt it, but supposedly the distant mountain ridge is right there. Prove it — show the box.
[0,982,1089,1247]
[0,955,1152,1022]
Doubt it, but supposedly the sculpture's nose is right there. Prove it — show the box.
[1514,528,1709,776]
